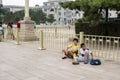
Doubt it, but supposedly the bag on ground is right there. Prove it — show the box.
[90,59,101,65]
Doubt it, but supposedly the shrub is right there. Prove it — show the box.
[75,22,120,37]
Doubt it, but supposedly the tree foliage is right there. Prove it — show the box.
[47,14,56,24]
[0,5,4,15]
[60,0,120,24]
[2,9,47,24]
[30,9,47,24]
[0,4,8,22]
[4,12,14,23]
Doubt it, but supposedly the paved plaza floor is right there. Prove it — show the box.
[0,42,120,80]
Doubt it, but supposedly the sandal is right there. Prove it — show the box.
[84,61,88,64]
[62,56,67,59]
[72,61,79,65]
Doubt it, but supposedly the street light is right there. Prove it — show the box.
[54,4,60,25]
[53,4,60,38]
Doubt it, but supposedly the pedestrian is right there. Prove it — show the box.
[10,22,15,40]
[17,21,20,32]
[0,22,3,41]
[66,23,70,30]
[7,22,15,40]
[34,22,36,29]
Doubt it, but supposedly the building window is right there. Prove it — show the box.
[50,3,54,5]
[50,8,54,11]
[109,13,111,16]
[64,18,66,21]
[72,13,73,16]
[76,11,79,14]
[64,12,66,15]
[58,12,61,16]
[44,3,47,6]
[44,9,47,12]
[59,18,61,21]
[58,7,61,10]
[78,13,81,16]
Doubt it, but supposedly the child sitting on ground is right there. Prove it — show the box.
[62,38,80,64]
[76,43,93,64]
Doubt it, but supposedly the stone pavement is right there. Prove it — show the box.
[0,42,120,80]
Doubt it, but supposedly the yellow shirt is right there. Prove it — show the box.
[67,43,80,51]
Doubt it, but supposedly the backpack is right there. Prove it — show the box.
[90,59,101,65]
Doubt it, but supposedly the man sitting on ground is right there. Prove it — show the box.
[76,43,93,64]
[62,38,80,64]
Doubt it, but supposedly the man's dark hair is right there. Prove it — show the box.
[73,38,78,42]
[81,43,85,48]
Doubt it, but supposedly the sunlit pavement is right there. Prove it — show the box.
[0,42,120,80]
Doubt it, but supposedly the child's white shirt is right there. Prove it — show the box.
[80,48,92,55]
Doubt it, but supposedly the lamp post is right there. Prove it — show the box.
[54,5,59,25]
[54,5,60,38]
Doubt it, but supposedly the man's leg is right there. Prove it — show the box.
[73,53,78,62]
[62,49,68,59]
[72,51,79,65]
[72,51,79,61]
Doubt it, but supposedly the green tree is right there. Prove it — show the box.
[3,9,47,24]
[60,0,120,23]
[4,12,14,23]
[47,14,56,24]
[13,10,24,23]
[0,4,5,22]
[30,9,47,24]
[0,4,4,15]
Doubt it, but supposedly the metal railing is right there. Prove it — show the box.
[84,34,120,61]
[3,26,120,62]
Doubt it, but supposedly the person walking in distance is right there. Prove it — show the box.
[17,21,20,32]
[0,22,3,41]
[7,22,15,40]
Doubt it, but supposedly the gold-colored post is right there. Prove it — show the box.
[79,32,84,45]
[38,30,45,50]
[16,28,20,45]
[55,27,57,38]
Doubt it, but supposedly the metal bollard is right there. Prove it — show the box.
[16,28,20,45]
[38,30,45,50]
[79,32,84,45]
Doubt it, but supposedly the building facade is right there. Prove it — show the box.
[0,0,2,5]
[1,0,118,24]
[42,0,84,24]
[102,9,118,18]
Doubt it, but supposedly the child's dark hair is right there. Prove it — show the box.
[81,43,85,48]
[73,38,78,42]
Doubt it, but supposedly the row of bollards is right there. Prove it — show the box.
[15,27,85,50]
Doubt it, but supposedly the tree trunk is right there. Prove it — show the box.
[105,8,108,22]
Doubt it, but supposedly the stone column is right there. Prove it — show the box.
[20,0,38,41]
[25,0,29,17]
[24,0,31,20]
